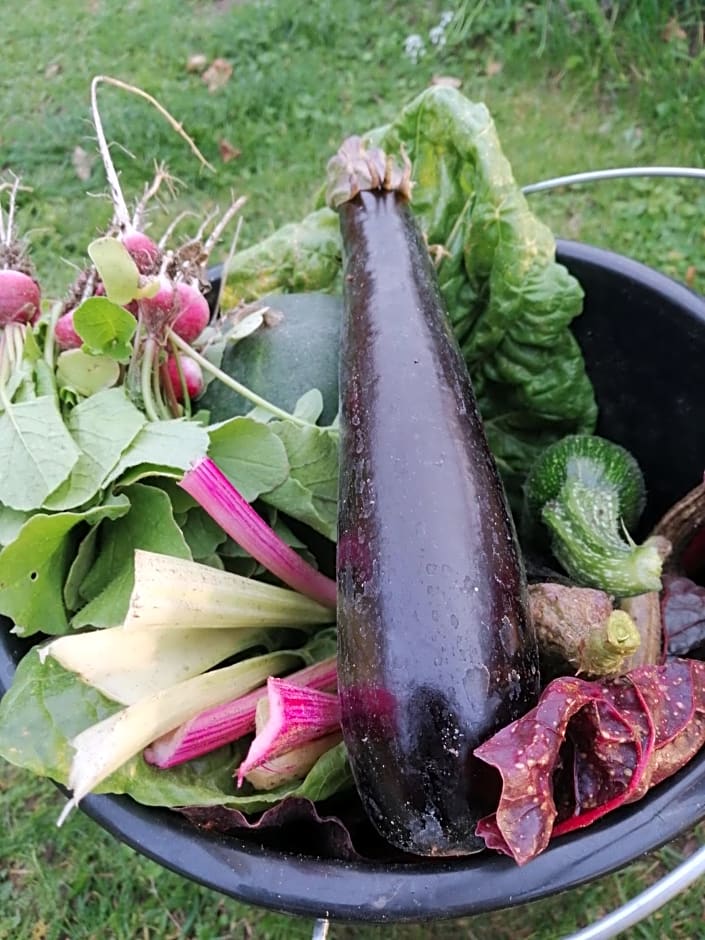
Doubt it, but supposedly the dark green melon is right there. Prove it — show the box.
[201,292,342,425]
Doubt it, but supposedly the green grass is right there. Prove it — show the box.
[3,1,705,937]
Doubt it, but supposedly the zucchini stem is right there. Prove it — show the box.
[543,479,669,596]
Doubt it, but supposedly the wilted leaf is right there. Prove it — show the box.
[662,17,687,43]
[202,58,233,92]
[218,139,242,163]
[486,59,503,77]
[44,62,61,79]
[187,52,208,73]
[72,146,95,182]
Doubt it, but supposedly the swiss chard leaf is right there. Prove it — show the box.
[0,641,351,813]
[0,495,130,636]
[71,483,191,629]
[474,658,705,865]
[222,87,596,501]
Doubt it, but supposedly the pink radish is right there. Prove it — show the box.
[54,309,83,349]
[171,282,209,342]
[164,353,204,401]
[122,230,162,275]
[0,270,41,326]
[136,275,176,338]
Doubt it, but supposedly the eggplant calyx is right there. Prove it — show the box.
[325,136,412,208]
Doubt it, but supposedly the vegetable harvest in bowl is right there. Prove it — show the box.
[3,82,705,917]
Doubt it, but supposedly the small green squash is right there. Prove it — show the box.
[200,292,342,426]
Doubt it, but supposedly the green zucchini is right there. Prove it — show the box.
[524,434,669,596]
[200,292,342,425]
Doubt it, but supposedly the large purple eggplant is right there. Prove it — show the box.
[327,138,541,856]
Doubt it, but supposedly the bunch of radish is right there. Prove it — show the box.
[45,76,247,419]
[0,175,41,331]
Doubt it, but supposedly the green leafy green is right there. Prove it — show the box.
[104,418,210,487]
[63,525,102,612]
[55,349,121,398]
[0,633,349,812]
[73,297,137,361]
[0,396,81,511]
[0,505,31,548]
[87,237,158,306]
[71,483,191,630]
[207,416,289,502]
[179,507,228,561]
[261,419,338,540]
[226,208,342,302]
[42,388,146,512]
[0,496,130,637]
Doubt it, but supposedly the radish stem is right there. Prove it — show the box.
[168,329,311,427]
[141,337,160,421]
[203,195,247,255]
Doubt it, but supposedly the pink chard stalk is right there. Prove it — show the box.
[179,456,337,609]
[145,655,337,769]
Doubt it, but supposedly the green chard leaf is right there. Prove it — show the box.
[224,207,342,303]
[207,416,289,502]
[0,649,351,812]
[0,495,131,636]
[71,483,191,629]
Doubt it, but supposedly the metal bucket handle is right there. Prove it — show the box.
[310,166,705,940]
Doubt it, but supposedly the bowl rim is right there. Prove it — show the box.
[2,238,705,923]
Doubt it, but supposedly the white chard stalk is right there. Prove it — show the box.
[124,550,334,631]
[58,649,302,825]
[41,626,267,705]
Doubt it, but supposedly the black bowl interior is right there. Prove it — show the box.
[2,240,705,923]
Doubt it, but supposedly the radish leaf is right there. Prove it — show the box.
[73,297,137,361]
[43,388,146,512]
[56,349,121,397]
[261,420,338,540]
[88,237,159,306]
[104,418,209,487]
[0,396,81,510]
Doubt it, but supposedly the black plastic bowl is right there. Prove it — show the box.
[3,240,705,923]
